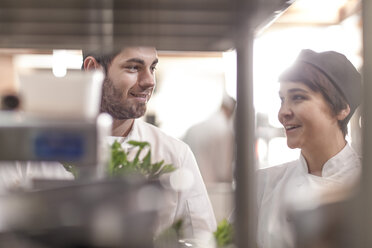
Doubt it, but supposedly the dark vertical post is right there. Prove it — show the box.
[235,28,257,248]
[360,0,372,247]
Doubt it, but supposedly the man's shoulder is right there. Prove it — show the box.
[134,119,190,151]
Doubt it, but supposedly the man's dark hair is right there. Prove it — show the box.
[82,51,120,73]
[279,62,349,137]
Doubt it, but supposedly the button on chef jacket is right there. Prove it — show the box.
[256,143,361,248]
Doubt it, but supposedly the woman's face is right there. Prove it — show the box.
[278,82,340,150]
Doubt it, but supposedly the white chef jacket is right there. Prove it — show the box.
[256,143,361,248]
[107,119,217,239]
[183,110,234,184]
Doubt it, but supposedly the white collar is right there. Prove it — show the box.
[298,143,361,179]
[106,119,139,145]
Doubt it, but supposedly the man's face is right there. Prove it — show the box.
[100,47,158,119]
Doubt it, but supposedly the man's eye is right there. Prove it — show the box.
[151,66,157,73]
[125,65,139,72]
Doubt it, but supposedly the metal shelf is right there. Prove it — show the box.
[0,0,292,51]
[0,1,295,247]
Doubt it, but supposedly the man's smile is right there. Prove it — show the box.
[129,92,151,102]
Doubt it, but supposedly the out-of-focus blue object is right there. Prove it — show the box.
[0,111,98,165]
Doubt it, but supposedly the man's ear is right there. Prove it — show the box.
[83,56,102,71]
[337,105,351,121]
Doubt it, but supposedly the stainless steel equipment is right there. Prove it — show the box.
[0,178,165,248]
[0,112,99,165]
[0,64,176,248]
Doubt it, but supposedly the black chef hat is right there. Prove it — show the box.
[290,49,362,118]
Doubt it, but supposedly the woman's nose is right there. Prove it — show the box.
[278,101,292,121]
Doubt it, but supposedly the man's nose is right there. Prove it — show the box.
[138,70,156,89]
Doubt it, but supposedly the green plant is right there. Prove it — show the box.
[108,140,176,179]
[214,219,234,247]
[62,163,79,178]
[63,140,176,179]
[154,219,183,247]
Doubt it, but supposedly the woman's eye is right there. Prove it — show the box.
[292,95,305,101]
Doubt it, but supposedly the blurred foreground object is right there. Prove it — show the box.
[17,70,104,120]
[1,94,20,110]
[0,0,292,52]
[214,219,234,247]
[0,178,164,248]
[289,185,358,248]
[0,71,111,181]
[0,112,104,166]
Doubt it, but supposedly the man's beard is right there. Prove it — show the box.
[100,77,147,119]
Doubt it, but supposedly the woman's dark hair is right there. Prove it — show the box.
[279,62,349,137]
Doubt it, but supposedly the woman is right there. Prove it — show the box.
[256,49,362,248]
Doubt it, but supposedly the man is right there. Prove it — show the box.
[183,94,236,184]
[83,47,217,238]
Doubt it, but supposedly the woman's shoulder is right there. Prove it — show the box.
[257,160,299,181]
[256,160,299,204]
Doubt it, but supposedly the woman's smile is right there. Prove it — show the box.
[278,82,339,151]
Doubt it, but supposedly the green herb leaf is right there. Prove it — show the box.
[109,140,176,180]
[149,160,164,177]
[152,164,176,179]
[214,219,234,247]
[141,151,152,172]
[127,140,150,149]
[62,163,79,178]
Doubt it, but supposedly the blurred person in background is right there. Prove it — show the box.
[83,46,217,239]
[183,94,236,185]
[256,49,362,248]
